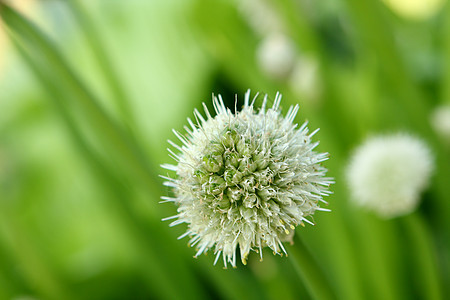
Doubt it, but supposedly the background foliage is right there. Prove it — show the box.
[0,0,449,299]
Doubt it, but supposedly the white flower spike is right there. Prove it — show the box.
[346,134,434,219]
[161,91,333,268]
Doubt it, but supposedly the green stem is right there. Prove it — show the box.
[355,214,403,300]
[401,213,443,300]
[315,207,367,300]
[196,260,270,300]
[289,234,336,300]
[249,255,300,300]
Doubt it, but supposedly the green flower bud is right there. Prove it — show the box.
[161,90,333,268]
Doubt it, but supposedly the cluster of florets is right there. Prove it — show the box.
[161,91,332,268]
[346,134,433,218]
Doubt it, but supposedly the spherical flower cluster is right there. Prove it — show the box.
[161,91,333,268]
[346,134,433,219]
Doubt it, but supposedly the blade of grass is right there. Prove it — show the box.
[0,3,157,196]
[8,34,209,300]
[66,0,136,130]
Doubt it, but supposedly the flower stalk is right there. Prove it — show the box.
[289,233,336,300]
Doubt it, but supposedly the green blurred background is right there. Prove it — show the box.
[0,0,449,299]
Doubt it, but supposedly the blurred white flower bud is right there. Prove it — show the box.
[382,0,446,20]
[431,105,450,144]
[346,134,433,218]
[289,56,321,102]
[256,33,296,80]
[239,0,284,36]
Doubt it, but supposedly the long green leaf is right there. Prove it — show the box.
[401,214,443,300]
[0,4,209,300]
[66,0,136,130]
[0,3,157,196]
